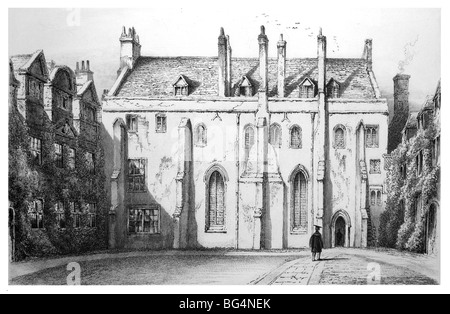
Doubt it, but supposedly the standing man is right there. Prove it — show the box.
[309,225,324,261]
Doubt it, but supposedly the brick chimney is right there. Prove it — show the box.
[258,25,269,93]
[75,60,94,86]
[317,28,327,94]
[364,39,373,71]
[218,27,228,97]
[393,74,410,115]
[277,34,287,97]
[120,26,141,70]
[388,74,411,152]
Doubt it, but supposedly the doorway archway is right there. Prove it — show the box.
[335,217,346,247]
[426,202,438,255]
[331,210,351,248]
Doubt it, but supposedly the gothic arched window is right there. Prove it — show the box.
[290,125,302,149]
[195,123,207,147]
[292,170,308,231]
[334,125,346,149]
[244,125,255,150]
[206,171,226,231]
[269,123,282,148]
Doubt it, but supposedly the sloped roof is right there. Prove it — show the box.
[10,54,33,74]
[115,56,376,99]
[10,50,48,78]
[9,59,19,86]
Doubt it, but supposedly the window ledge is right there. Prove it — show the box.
[128,232,161,236]
[205,228,227,234]
[291,228,308,235]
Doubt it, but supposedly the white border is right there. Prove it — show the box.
[2,0,448,294]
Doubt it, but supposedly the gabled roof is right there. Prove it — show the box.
[238,76,253,87]
[10,54,33,74]
[299,77,315,87]
[10,50,49,79]
[327,77,340,87]
[77,80,100,104]
[55,119,78,138]
[114,56,377,99]
[418,96,434,115]
[173,74,190,87]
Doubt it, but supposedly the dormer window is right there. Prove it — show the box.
[299,78,316,98]
[173,75,190,96]
[236,76,253,97]
[327,79,340,98]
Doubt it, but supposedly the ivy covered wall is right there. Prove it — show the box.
[379,122,440,253]
[9,56,107,261]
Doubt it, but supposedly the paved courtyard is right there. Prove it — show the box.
[9,248,439,285]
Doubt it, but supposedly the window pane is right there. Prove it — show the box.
[291,127,301,148]
[335,128,345,148]
[30,213,38,229]
[129,210,135,233]
[293,172,307,229]
[370,160,381,174]
[209,172,217,226]
[144,210,151,232]
[245,127,254,149]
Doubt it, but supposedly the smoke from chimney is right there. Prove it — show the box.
[398,35,419,73]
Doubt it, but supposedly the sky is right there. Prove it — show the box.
[8,7,441,112]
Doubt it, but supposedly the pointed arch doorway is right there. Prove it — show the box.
[331,210,351,248]
[426,202,438,255]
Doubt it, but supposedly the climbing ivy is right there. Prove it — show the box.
[379,123,440,253]
[9,108,108,260]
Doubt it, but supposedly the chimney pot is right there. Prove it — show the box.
[87,60,90,71]
[120,26,142,70]
[76,62,79,72]
[81,61,85,71]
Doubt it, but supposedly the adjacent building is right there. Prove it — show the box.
[384,75,440,255]
[102,26,390,251]
[9,50,106,258]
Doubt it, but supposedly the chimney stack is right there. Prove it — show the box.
[388,73,411,152]
[258,25,269,93]
[393,74,410,117]
[364,39,373,71]
[120,26,141,70]
[226,35,232,97]
[277,34,287,97]
[218,27,228,97]
[75,60,94,86]
[317,28,327,94]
